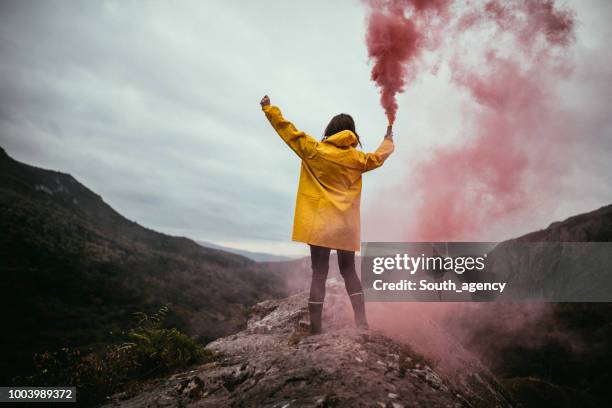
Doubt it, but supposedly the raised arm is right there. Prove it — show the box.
[361,126,395,172]
[260,95,318,160]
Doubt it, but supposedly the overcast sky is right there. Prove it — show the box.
[1,0,610,256]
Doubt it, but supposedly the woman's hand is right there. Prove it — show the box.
[385,125,394,142]
[260,95,270,108]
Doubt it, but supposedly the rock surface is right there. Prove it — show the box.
[103,281,513,408]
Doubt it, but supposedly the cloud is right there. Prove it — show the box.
[0,0,610,255]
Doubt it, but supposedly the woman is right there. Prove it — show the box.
[260,95,394,334]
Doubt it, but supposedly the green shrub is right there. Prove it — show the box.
[17,306,215,406]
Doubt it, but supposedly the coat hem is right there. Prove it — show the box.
[291,237,360,252]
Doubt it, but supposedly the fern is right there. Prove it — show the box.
[16,305,215,406]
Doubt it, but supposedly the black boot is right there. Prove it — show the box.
[308,301,324,334]
[349,292,369,329]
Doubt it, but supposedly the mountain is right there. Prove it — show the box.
[197,240,297,262]
[3,145,612,407]
[452,204,612,407]
[517,204,612,242]
[103,281,513,408]
[103,204,612,408]
[0,147,288,383]
[482,204,612,301]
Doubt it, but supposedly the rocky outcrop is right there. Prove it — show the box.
[104,281,513,408]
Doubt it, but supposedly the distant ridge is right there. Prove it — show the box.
[197,240,299,262]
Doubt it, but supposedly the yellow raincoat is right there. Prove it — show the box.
[263,105,394,252]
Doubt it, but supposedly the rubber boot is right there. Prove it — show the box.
[349,292,369,329]
[308,301,324,334]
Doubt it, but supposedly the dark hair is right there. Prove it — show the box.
[323,113,362,147]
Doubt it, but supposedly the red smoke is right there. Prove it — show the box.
[360,2,601,393]
[365,9,417,125]
[364,0,576,241]
[365,0,449,125]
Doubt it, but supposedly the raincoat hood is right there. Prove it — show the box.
[323,130,358,148]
